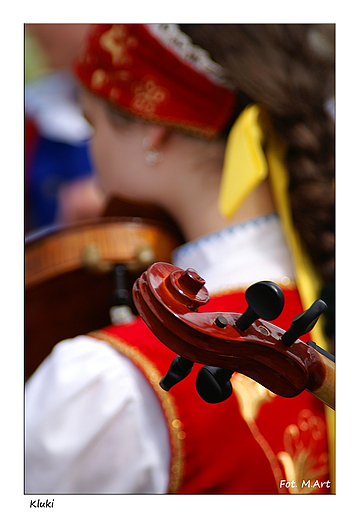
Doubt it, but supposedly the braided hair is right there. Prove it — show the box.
[180,24,335,341]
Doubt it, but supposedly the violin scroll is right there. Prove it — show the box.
[132,262,335,409]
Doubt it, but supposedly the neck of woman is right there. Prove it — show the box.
[172,177,276,243]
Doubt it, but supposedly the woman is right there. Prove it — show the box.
[25,24,335,494]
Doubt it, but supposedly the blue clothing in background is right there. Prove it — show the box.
[27,136,92,230]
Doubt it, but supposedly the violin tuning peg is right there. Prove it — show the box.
[196,366,233,403]
[235,281,285,331]
[110,263,136,325]
[281,299,328,347]
[159,355,194,391]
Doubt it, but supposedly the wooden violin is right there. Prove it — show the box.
[133,262,335,410]
[25,198,184,381]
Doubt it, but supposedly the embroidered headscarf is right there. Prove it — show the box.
[73,24,237,139]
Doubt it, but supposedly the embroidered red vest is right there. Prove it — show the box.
[92,286,332,494]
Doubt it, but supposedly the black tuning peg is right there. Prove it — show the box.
[235,281,285,331]
[281,299,328,347]
[110,263,136,324]
[159,356,194,391]
[196,366,234,403]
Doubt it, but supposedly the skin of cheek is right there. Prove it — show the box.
[89,114,150,200]
[81,92,179,210]
[80,91,148,200]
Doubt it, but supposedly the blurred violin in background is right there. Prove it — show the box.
[25,197,184,381]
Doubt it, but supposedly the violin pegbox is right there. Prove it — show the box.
[133,262,333,408]
[196,280,285,403]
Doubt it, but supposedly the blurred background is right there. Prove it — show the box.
[24,23,106,235]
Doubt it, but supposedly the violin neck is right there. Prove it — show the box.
[306,349,335,410]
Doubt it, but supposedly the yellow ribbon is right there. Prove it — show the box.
[219,104,335,491]
[219,104,326,346]
[219,104,268,218]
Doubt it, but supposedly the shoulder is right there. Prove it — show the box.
[25,334,156,410]
[25,334,171,493]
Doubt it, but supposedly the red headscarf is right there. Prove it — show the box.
[73,24,237,138]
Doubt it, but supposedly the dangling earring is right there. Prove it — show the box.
[143,137,163,166]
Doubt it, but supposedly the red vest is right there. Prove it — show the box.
[91,286,331,494]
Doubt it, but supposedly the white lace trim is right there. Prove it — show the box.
[145,24,230,87]
[172,214,295,294]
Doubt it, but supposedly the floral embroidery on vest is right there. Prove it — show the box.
[232,374,329,494]
[231,373,286,492]
[277,409,329,494]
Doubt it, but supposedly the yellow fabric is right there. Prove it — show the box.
[219,104,335,491]
[24,32,51,82]
[219,105,268,218]
[264,137,327,348]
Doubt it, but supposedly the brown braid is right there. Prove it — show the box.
[179,24,335,286]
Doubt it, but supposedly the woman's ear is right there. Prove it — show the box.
[144,124,172,151]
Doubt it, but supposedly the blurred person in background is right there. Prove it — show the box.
[25,23,105,234]
[25,24,335,494]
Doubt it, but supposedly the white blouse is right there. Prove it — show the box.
[25,213,295,494]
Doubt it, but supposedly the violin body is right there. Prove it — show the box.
[25,198,184,381]
[133,262,335,409]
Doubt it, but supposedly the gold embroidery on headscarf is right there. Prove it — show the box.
[131,77,169,115]
[88,330,185,493]
[91,69,108,89]
[99,25,138,67]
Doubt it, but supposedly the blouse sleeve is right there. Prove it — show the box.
[25,335,171,494]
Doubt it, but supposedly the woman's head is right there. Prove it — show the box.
[79,87,228,229]
[74,24,334,285]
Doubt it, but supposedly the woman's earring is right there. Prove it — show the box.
[143,137,163,166]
